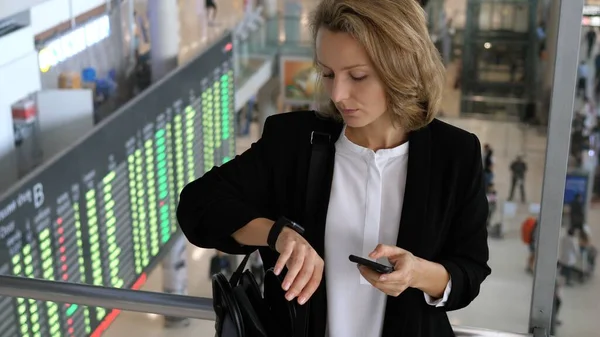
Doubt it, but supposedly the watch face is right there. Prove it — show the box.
[289,220,305,235]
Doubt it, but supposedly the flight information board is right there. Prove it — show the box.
[0,33,235,337]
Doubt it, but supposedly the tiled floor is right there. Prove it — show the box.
[103,3,600,337]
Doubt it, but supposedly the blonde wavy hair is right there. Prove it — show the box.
[309,0,446,131]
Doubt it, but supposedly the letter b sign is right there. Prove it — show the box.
[33,183,45,208]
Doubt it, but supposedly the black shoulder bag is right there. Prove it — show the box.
[211,129,332,337]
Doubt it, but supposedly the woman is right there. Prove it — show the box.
[177,0,491,336]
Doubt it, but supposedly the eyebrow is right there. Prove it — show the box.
[316,60,368,71]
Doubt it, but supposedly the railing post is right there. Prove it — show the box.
[528,0,584,334]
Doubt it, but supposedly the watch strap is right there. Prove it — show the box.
[267,217,304,251]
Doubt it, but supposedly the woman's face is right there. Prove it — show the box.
[315,28,388,128]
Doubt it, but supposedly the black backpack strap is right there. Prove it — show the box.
[305,131,332,222]
[295,129,332,337]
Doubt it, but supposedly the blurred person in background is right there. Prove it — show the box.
[209,250,232,279]
[482,143,494,171]
[580,96,597,135]
[508,156,527,203]
[483,163,494,190]
[579,231,597,277]
[521,217,538,274]
[586,27,597,59]
[577,61,589,98]
[569,193,585,232]
[559,227,581,286]
[486,183,497,228]
[206,0,217,24]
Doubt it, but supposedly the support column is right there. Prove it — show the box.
[147,0,180,82]
[263,0,278,16]
[528,0,583,335]
[526,0,539,103]
[283,0,303,45]
[538,0,560,125]
[263,0,279,45]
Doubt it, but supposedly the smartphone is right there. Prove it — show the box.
[348,255,394,274]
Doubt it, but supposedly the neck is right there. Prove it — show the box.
[345,115,408,151]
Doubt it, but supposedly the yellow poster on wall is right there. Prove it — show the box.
[280,57,319,104]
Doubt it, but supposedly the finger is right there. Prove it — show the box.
[298,259,323,305]
[282,245,306,294]
[274,241,295,275]
[358,266,393,294]
[359,267,407,297]
[358,265,382,284]
[287,258,315,302]
[287,252,315,294]
[378,269,408,284]
[387,254,407,268]
[369,244,406,259]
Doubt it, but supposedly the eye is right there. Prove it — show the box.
[322,73,334,79]
[351,75,367,81]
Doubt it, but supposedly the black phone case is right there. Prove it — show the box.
[348,255,394,274]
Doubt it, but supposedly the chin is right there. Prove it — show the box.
[342,115,374,128]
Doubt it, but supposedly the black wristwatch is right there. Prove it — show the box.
[267,216,305,251]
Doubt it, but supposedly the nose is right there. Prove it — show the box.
[330,78,350,103]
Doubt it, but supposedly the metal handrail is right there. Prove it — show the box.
[461,95,531,104]
[453,326,531,336]
[0,275,215,320]
[0,275,532,336]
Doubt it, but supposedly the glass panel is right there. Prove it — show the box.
[105,315,216,337]
[0,299,109,337]
[234,20,277,89]
[104,244,218,337]
[551,15,600,337]
[0,295,217,337]
[441,117,545,332]
[447,0,546,333]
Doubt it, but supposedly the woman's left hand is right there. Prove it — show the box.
[358,244,419,297]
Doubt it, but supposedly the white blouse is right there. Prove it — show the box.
[324,127,452,337]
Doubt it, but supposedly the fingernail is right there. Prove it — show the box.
[379,275,387,281]
[274,268,281,275]
[298,296,307,305]
[286,292,295,301]
[283,281,290,291]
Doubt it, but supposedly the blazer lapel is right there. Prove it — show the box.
[395,125,431,258]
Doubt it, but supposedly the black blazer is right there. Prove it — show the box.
[177,111,491,337]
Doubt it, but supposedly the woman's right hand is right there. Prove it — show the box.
[273,227,324,305]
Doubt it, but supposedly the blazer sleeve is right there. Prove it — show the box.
[438,133,491,311]
[176,117,278,254]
